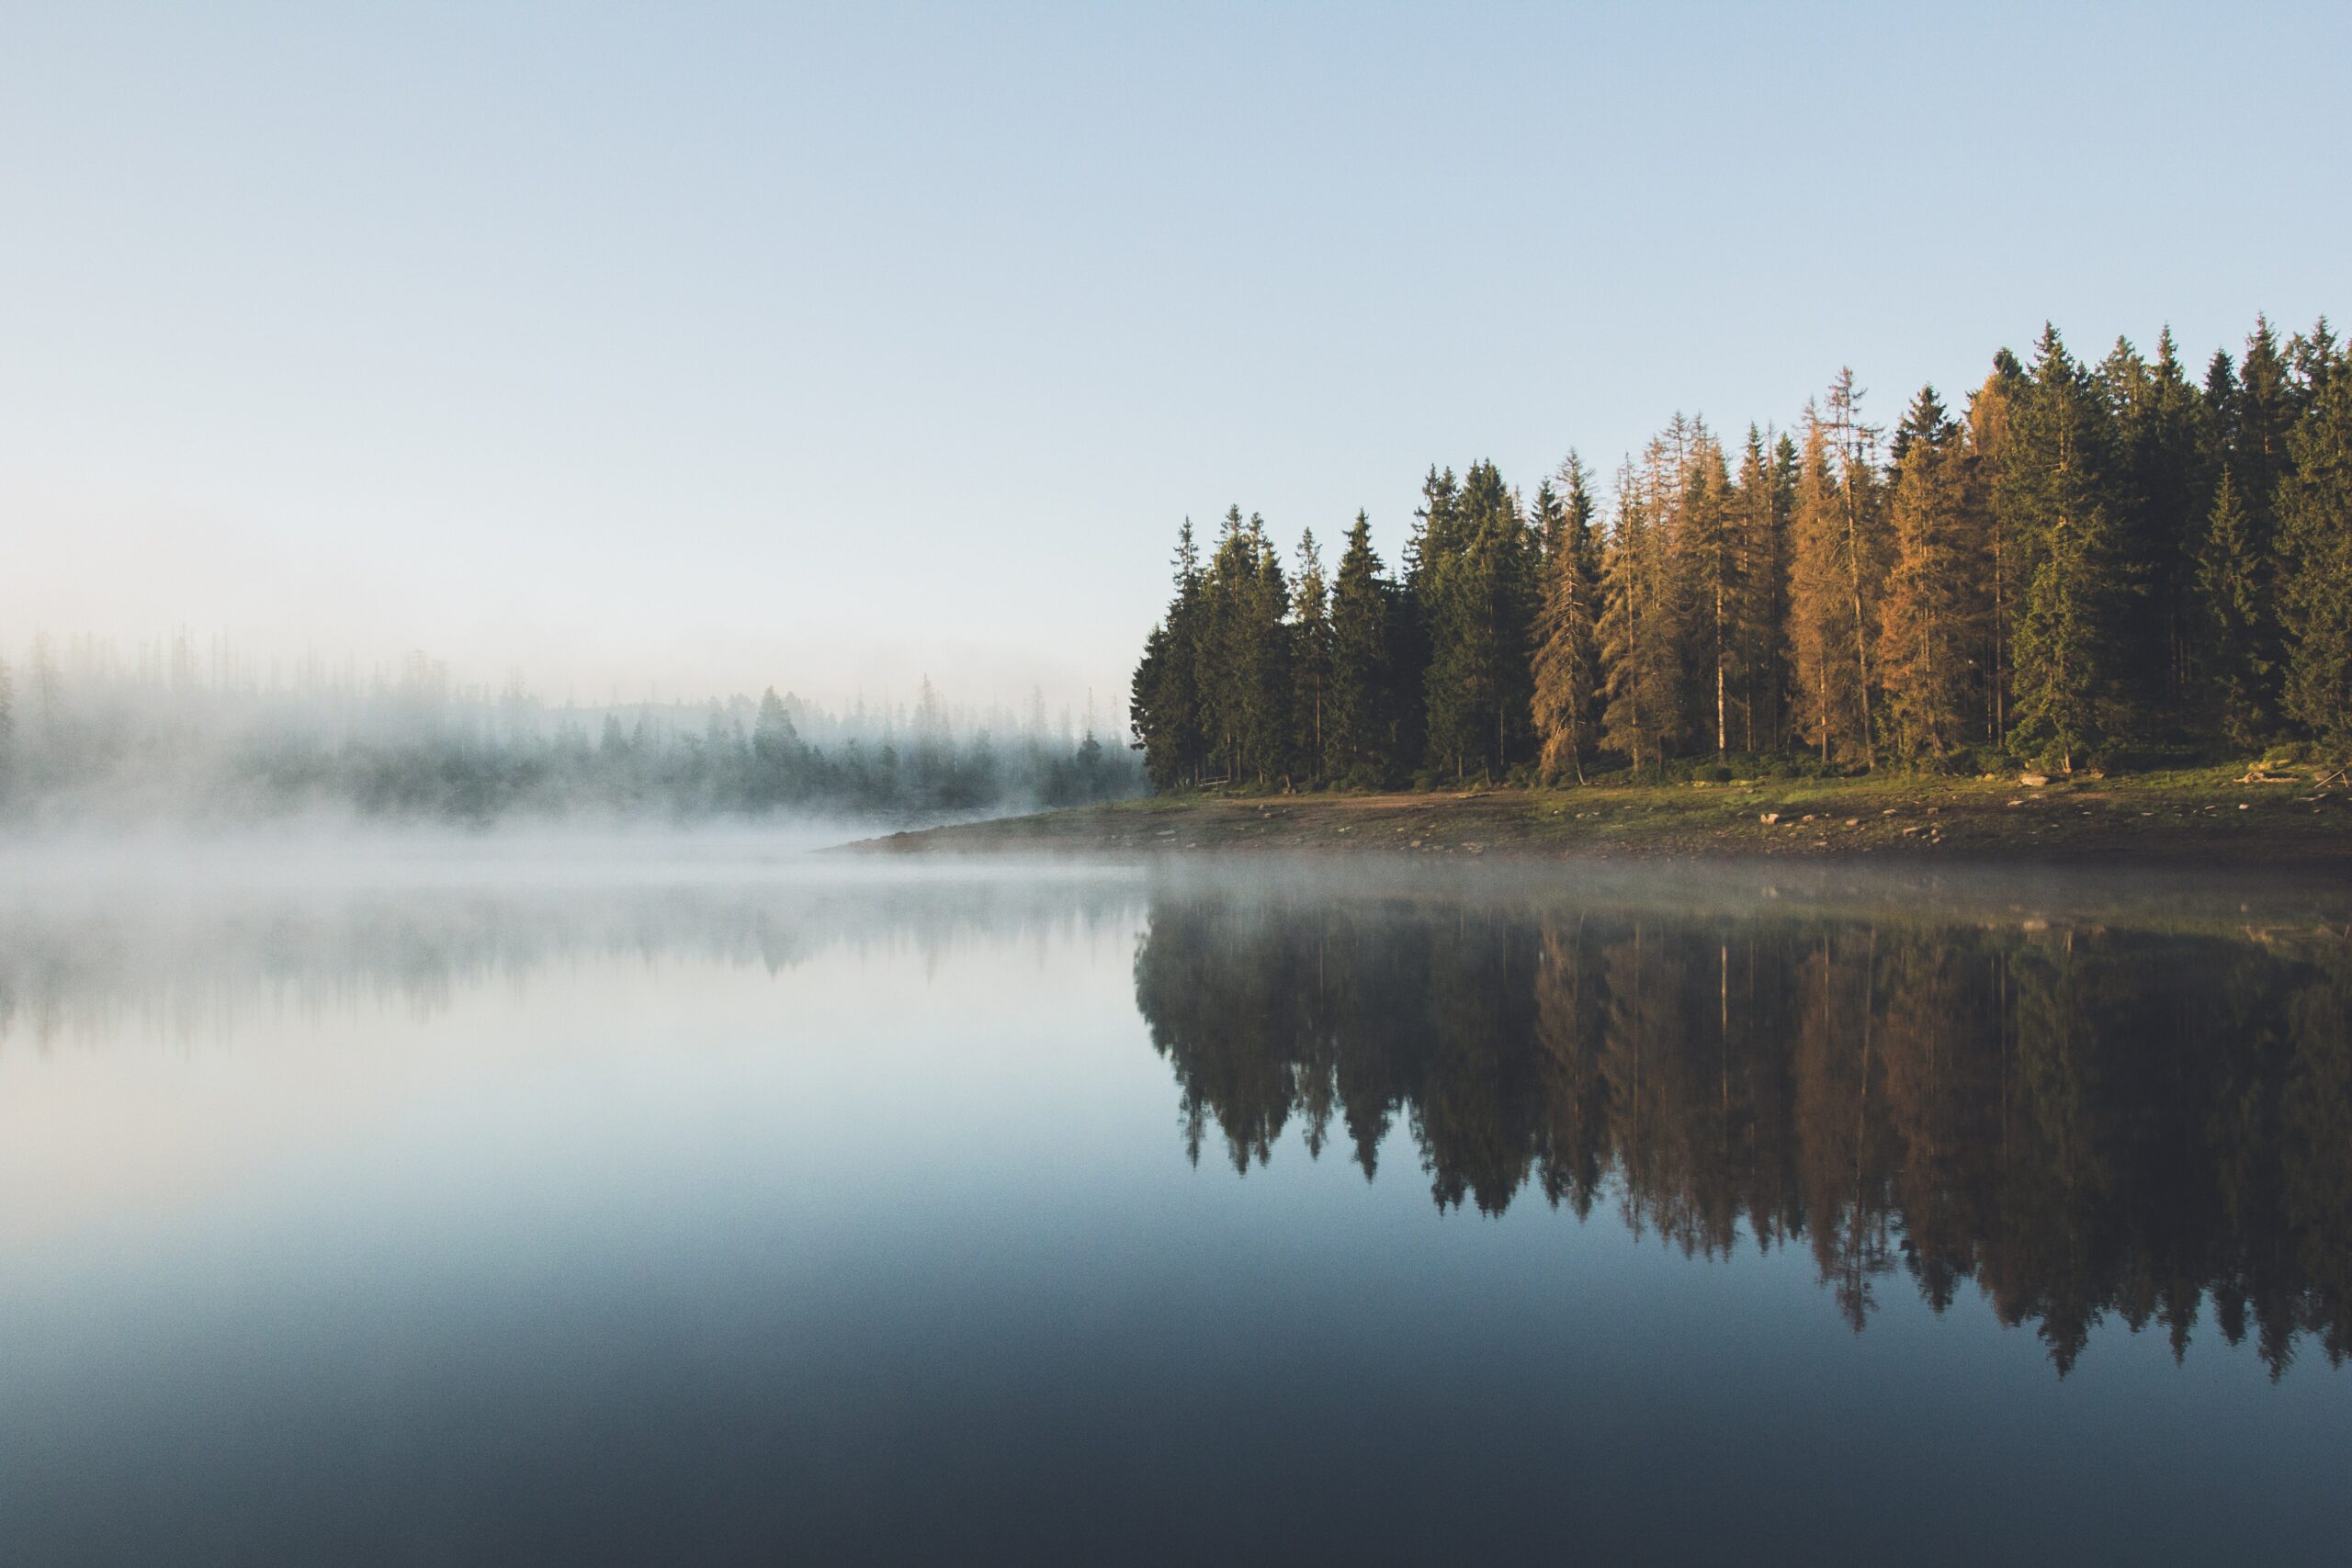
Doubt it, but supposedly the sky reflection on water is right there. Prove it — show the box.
[0,859,2345,1565]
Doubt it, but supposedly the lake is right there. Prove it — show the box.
[2,849,2346,1564]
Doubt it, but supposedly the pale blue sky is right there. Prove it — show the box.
[3,2,2344,716]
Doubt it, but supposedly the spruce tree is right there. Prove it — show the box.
[2004,326,2124,772]
[1878,386,1974,762]
[1785,415,1860,763]
[2104,329,2211,706]
[1419,460,1534,781]
[1128,519,1207,788]
[1729,428,1791,752]
[1531,470,1600,783]
[1290,529,1332,784]
[1599,467,1680,774]
[1823,370,1888,769]
[2277,357,2352,752]
[1674,434,1740,757]
[1325,511,1393,785]
[1968,350,2028,739]
[1196,508,1293,784]
[2197,469,2272,750]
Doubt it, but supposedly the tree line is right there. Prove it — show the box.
[1135,888,2352,1377]
[0,653,1136,823]
[1130,316,2352,788]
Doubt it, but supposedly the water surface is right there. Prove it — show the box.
[2,855,2346,1564]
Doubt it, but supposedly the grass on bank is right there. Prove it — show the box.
[868,757,2352,862]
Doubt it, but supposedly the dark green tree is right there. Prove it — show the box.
[2003,326,2126,770]
[1324,512,1395,784]
[2278,358,2352,751]
[2196,470,2273,750]
[1420,460,1536,781]
[1530,467,1601,784]
[1289,528,1332,784]
[1128,520,1209,788]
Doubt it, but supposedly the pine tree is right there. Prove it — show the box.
[1878,386,1975,762]
[1531,468,1600,784]
[1599,465,1680,773]
[2197,469,2272,750]
[1290,528,1332,784]
[2277,356,2352,752]
[1968,350,2028,739]
[1786,415,1859,763]
[1325,512,1394,785]
[750,686,809,805]
[1420,460,1535,781]
[1729,427,1792,752]
[1562,456,1606,747]
[1394,468,1457,775]
[2104,329,2211,706]
[1823,370,1887,769]
[1674,433,1740,757]
[1195,508,1293,785]
[2004,326,2123,772]
[1129,519,1208,788]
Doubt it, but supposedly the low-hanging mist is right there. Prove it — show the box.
[0,641,1140,828]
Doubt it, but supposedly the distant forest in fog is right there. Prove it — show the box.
[1133,316,2352,788]
[0,640,1137,823]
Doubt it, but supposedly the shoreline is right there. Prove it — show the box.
[846,771,2352,867]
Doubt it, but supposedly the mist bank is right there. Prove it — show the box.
[0,650,1141,827]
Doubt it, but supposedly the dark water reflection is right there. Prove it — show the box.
[1,859,2347,1565]
[1134,880,2352,1378]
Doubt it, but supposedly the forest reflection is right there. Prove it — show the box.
[1134,886,2352,1377]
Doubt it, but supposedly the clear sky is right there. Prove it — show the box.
[3,2,2344,718]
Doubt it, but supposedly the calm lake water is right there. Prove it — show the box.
[2,851,2347,1565]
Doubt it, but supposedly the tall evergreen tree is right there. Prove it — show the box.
[2277,355,2352,751]
[1969,350,2028,739]
[2004,326,2125,771]
[1599,466,1680,773]
[1129,519,1208,788]
[1531,468,1601,783]
[2197,469,2272,750]
[1728,427,1792,752]
[1196,507,1292,784]
[1421,460,1536,781]
[1786,413,1865,763]
[2103,329,2211,706]
[1878,386,1975,762]
[1290,529,1332,784]
[1823,370,1888,768]
[1324,511,1394,784]
[1674,434,1740,756]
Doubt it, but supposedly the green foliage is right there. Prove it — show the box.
[2278,358,2352,750]
[2197,469,2274,749]
[1419,460,1537,781]
[1324,511,1396,785]
[1195,508,1292,785]
[1598,468,1680,774]
[1530,462,1601,784]
[1126,312,2348,796]
[2003,327,2126,771]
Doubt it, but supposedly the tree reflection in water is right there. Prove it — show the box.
[1133,886,2352,1377]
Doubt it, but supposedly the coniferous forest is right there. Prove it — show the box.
[1130,318,2352,789]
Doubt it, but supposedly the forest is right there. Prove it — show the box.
[1130,316,2352,789]
[0,646,1136,823]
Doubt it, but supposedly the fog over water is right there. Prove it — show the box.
[2,852,2346,1563]
[0,640,1137,828]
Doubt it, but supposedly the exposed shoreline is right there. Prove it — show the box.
[846,770,2352,867]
